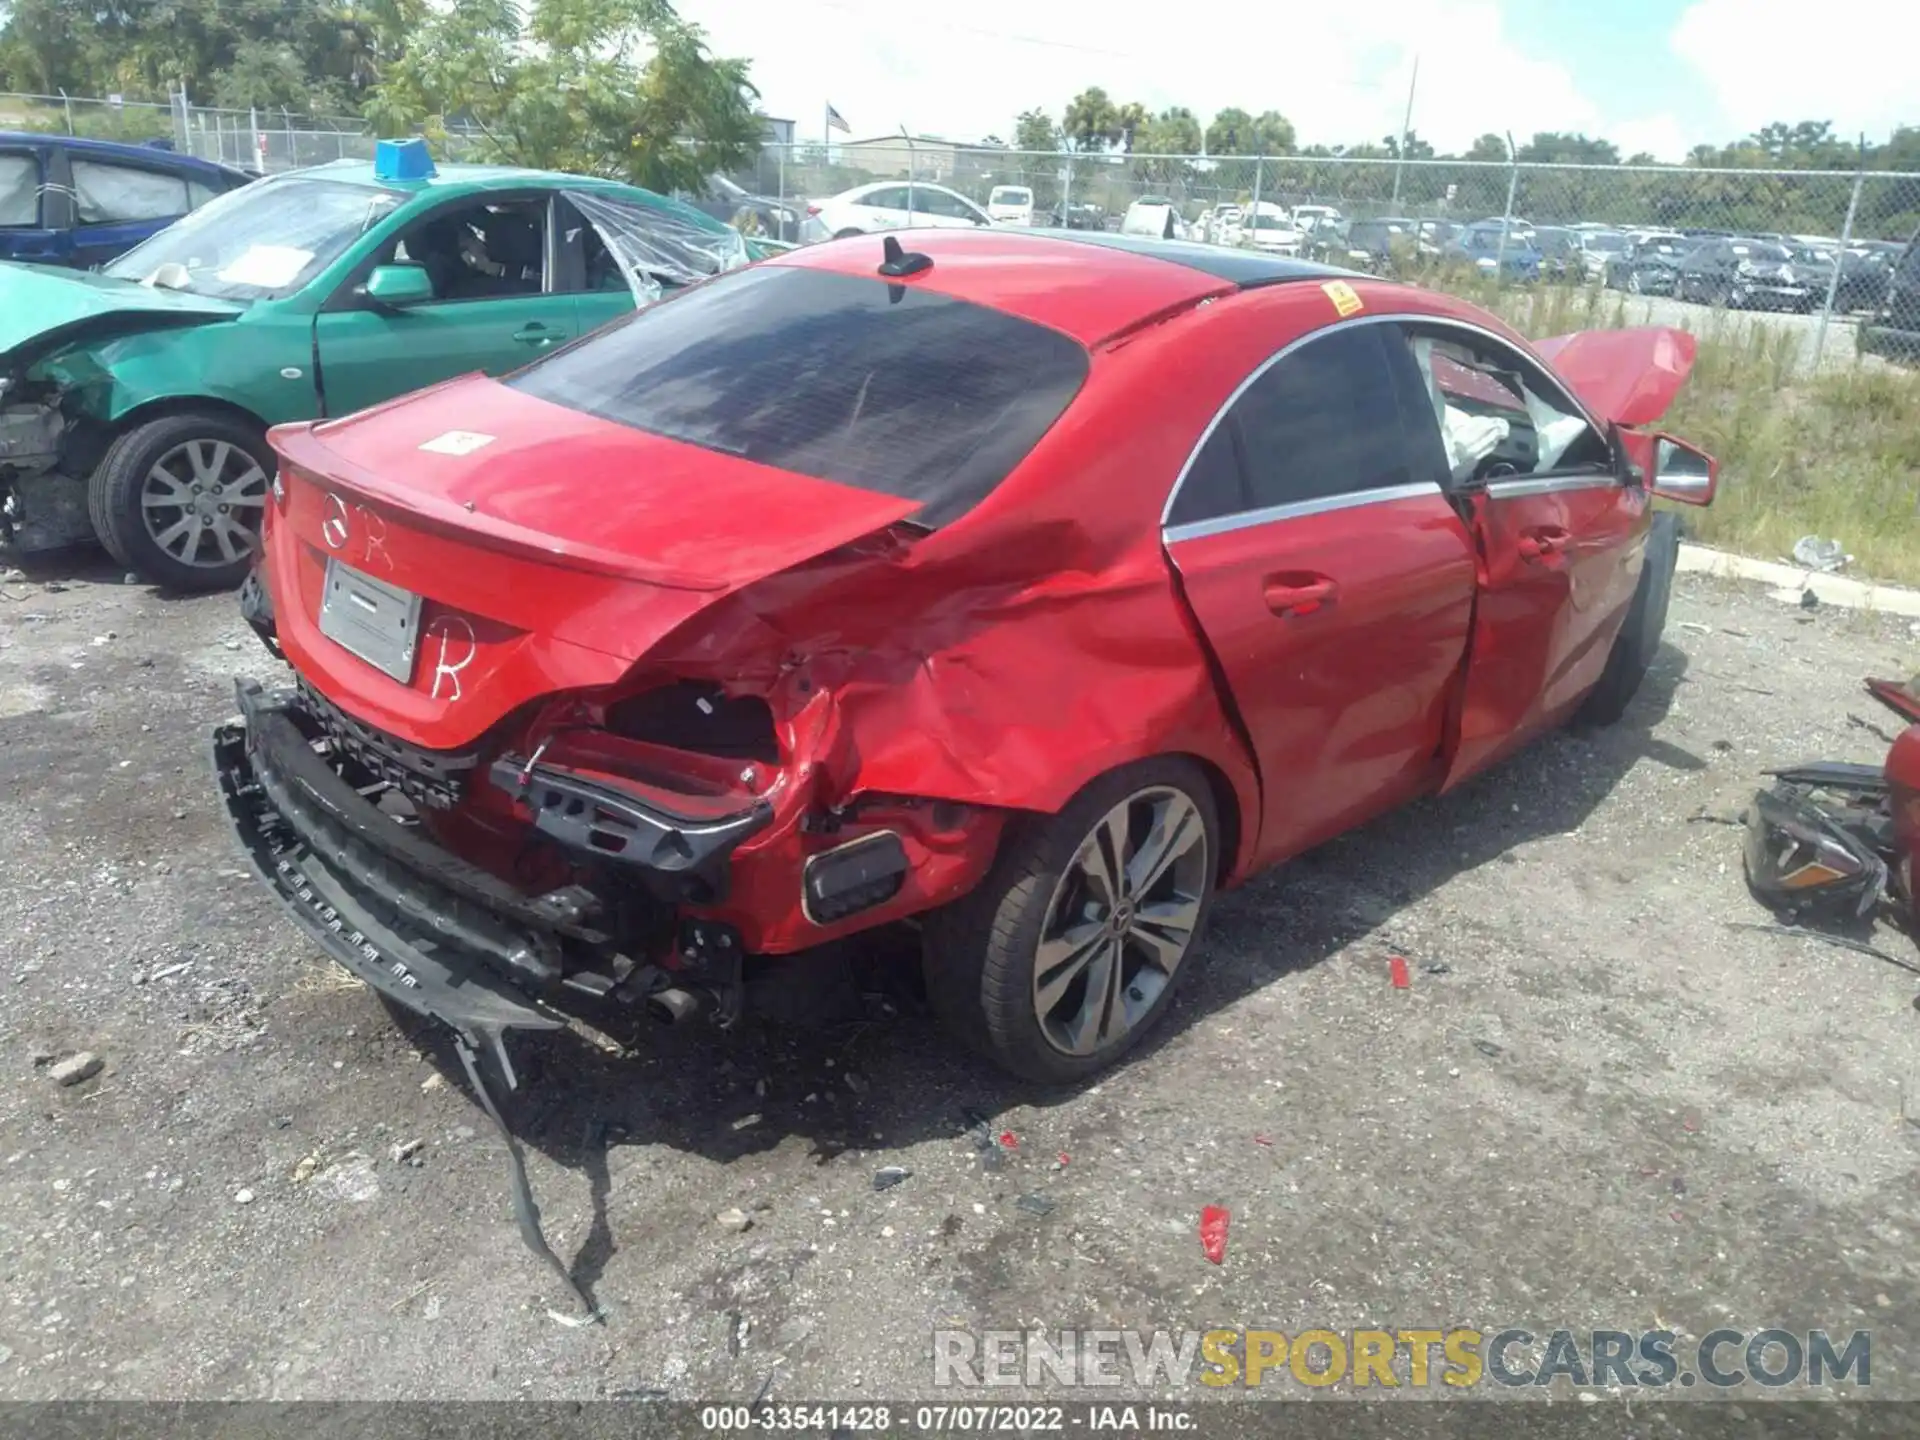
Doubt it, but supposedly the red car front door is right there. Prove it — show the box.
[1163,320,1478,870]
[1396,322,1648,788]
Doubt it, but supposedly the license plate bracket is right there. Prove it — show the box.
[318,558,422,682]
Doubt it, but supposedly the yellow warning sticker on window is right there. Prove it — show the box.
[1322,280,1364,317]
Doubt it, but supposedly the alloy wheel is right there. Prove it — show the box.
[1031,785,1210,1058]
[140,439,269,569]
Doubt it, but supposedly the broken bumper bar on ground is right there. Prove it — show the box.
[210,678,615,1314]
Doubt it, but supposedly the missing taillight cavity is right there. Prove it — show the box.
[604,681,779,764]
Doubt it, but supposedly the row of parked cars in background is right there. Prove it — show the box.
[785,172,1917,339]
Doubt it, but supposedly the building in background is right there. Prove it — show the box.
[758,116,796,146]
[837,133,963,181]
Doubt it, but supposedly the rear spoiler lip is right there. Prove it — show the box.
[271,420,728,591]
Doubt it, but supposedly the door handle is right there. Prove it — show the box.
[513,323,557,346]
[1262,575,1338,616]
[1518,526,1571,560]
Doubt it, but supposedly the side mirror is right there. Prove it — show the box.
[363,263,434,308]
[1637,432,1717,505]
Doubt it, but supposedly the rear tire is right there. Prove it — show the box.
[1576,511,1679,728]
[89,411,274,592]
[923,757,1219,1085]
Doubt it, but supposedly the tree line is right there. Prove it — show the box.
[0,0,764,194]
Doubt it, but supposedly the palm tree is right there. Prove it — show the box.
[1063,86,1117,153]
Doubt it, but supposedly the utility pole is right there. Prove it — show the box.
[1390,54,1419,210]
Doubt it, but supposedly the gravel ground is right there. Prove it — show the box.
[2,554,1919,1405]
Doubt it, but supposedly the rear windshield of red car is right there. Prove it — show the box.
[507,266,1090,527]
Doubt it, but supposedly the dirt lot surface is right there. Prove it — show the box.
[2,554,1918,1406]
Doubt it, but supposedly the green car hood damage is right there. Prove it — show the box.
[0,260,243,379]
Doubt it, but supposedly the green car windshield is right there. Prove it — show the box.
[103,177,404,302]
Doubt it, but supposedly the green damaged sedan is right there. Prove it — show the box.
[0,145,759,590]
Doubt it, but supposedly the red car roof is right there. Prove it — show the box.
[766,228,1237,347]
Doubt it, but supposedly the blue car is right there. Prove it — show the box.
[0,132,254,268]
[1446,220,1543,281]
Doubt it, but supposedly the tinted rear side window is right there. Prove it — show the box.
[1229,325,1420,510]
[510,266,1088,526]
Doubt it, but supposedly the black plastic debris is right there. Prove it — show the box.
[1014,1194,1055,1217]
[873,1165,912,1192]
[454,1037,600,1321]
[1473,1039,1504,1059]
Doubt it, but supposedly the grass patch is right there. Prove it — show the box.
[1405,267,1920,585]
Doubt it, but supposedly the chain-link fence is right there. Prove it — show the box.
[722,143,1920,371]
[1,89,489,172]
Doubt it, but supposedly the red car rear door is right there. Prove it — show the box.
[1396,322,1649,788]
[1162,319,1478,870]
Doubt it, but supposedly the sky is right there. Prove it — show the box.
[676,0,1919,161]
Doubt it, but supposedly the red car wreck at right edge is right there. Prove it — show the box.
[211,229,1715,1299]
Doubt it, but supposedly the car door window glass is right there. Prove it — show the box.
[71,159,190,224]
[1405,327,1610,482]
[920,188,979,221]
[1230,325,1419,510]
[864,187,908,212]
[187,179,221,210]
[1165,425,1248,527]
[383,198,548,302]
[0,153,38,226]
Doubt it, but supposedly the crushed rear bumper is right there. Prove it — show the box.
[209,677,611,1314]
[210,679,570,1072]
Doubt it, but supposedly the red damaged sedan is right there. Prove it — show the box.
[214,229,1717,1092]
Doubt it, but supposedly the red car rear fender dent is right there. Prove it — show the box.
[628,535,1264,878]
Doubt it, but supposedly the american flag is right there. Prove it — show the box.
[826,104,850,134]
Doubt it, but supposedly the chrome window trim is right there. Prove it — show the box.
[1484,471,1619,499]
[1158,310,1614,528]
[1164,480,1444,545]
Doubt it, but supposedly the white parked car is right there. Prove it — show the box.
[1291,203,1344,235]
[1239,201,1305,255]
[1207,204,1244,245]
[801,181,993,241]
[1573,229,1630,280]
[986,184,1035,226]
[1119,197,1188,240]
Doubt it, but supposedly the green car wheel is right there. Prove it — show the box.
[88,412,275,592]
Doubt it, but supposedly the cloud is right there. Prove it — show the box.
[1671,0,1919,142]
[678,0,1691,157]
